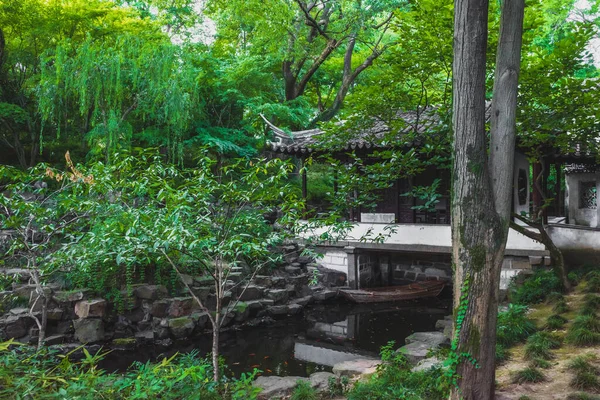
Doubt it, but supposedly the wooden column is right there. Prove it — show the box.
[532,161,543,217]
[554,162,562,217]
[301,157,307,201]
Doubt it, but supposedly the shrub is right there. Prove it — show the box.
[511,367,546,384]
[511,270,563,305]
[497,304,537,347]
[567,328,600,347]
[529,358,551,369]
[291,381,318,400]
[524,332,562,360]
[584,273,600,293]
[0,345,261,399]
[496,344,509,364]
[571,315,600,334]
[568,355,599,374]
[346,341,450,400]
[545,314,568,330]
[571,371,600,392]
[547,292,564,304]
[553,298,570,314]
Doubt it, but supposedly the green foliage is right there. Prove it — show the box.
[346,341,450,400]
[585,273,600,294]
[496,304,537,347]
[0,344,260,399]
[495,344,509,364]
[291,381,318,400]
[524,332,562,360]
[545,314,568,330]
[510,270,563,305]
[511,367,546,384]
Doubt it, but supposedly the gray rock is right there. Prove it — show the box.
[167,297,193,317]
[73,318,105,343]
[54,320,73,334]
[297,256,313,265]
[287,304,303,315]
[253,376,307,400]
[150,299,171,318]
[253,275,272,288]
[397,342,431,365]
[54,289,95,303]
[404,331,449,347]
[239,285,263,301]
[123,307,146,323]
[4,315,32,338]
[167,316,194,338]
[8,307,28,315]
[411,357,444,372]
[435,319,452,331]
[190,287,212,302]
[309,372,336,392]
[133,285,168,300]
[193,276,214,287]
[245,300,265,312]
[313,289,337,301]
[332,358,380,377]
[271,276,286,289]
[285,266,302,275]
[267,305,289,316]
[191,312,209,329]
[292,295,313,306]
[111,337,137,350]
[135,330,154,342]
[266,289,289,304]
[179,274,194,286]
[47,308,64,321]
[74,299,107,319]
[44,334,66,346]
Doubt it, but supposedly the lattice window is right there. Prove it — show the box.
[580,181,597,209]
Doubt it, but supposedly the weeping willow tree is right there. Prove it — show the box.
[38,34,197,162]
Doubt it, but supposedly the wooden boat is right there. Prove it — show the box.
[340,280,446,304]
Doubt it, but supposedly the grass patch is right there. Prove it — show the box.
[497,304,537,347]
[584,274,600,294]
[571,371,600,392]
[291,381,318,400]
[568,355,599,374]
[573,315,600,332]
[524,332,562,360]
[567,329,600,347]
[529,357,552,369]
[567,393,600,400]
[546,314,568,330]
[511,367,546,384]
[553,298,570,314]
[511,270,563,305]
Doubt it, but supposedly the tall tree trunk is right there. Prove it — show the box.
[451,0,524,398]
[212,315,220,383]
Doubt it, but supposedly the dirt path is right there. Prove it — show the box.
[496,291,600,399]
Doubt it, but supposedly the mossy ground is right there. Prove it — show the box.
[496,286,600,399]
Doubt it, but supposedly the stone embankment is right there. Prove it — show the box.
[0,246,347,348]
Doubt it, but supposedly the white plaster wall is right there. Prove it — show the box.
[566,172,599,227]
[547,225,600,251]
[513,151,530,220]
[361,213,396,223]
[320,250,348,274]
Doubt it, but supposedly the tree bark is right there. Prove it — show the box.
[450,0,524,398]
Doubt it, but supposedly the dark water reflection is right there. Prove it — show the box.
[99,296,451,377]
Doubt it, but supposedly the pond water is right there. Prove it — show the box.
[99,296,452,377]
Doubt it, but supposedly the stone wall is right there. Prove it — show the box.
[0,245,343,348]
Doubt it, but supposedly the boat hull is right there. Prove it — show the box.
[340,281,446,303]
